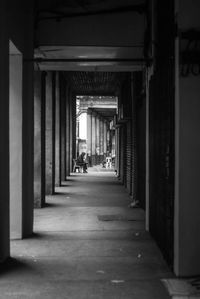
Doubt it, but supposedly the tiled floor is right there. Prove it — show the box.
[0,168,173,298]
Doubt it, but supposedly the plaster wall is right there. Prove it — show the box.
[179,0,200,29]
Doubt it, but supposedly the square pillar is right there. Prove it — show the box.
[103,120,107,155]
[66,88,71,176]
[71,93,77,170]
[96,116,100,164]
[45,72,55,194]
[119,126,125,183]
[0,5,10,260]
[115,127,119,173]
[69,92,73,173]
[55,72,61,186]
[9,43,23,239]
[34,71,46,208]
[60,76,66,182]
[22,7,35,237]
[91,112,96,165]
[87,110,92,166]
[99,118,104,160]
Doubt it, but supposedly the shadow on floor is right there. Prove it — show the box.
[44,202,65,208]
[27,232,46,239]
[0,257,33,276]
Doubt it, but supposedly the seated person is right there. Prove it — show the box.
[101,154,106,168]
[76,152,88,173]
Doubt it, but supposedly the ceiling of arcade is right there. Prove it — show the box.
[34,0,146,98]
[77,95,117,121]
[64,71,128,95]
[34,0,146,71]
[36,0,145,19]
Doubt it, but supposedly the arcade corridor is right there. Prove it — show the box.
[0,168,171,299]
[1,0,200,298]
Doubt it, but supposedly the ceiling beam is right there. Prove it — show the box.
[28,58,149,63]
[37,4,146,23]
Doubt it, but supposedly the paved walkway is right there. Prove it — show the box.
[0,168,172,298]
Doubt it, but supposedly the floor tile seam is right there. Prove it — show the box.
[11,256,166,262]
[35,209,142,212]
[33,229,146,233]
[32,229,147,233]
[11,239,152,242]
[11,233,149,238]
[11,256,169,264]
[0,278,171,284]
[31,231,147,235]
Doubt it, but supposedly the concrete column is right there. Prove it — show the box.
[45,72,55,194]
[71,93,77,168]
[60,76,66,182]
[87,110,92,166]
[66,88,71,176]
[99,118,104,157]
[9,44,23,239]
[119,126,125,183]
[91,112,96,165]
[115,128,119,173]
[0,3,9,260]
[103,121,107,155]
[117,127,121,178]
[69,92,73,173]
[34,71,46,208]
[22,62,35,237]
[107,128,112,154]
[66,90,74,174]
[96,116,100,164]
[55,72,61,186]
[21,4,35,238]
[145,70,150,231]
[111,129,115,158]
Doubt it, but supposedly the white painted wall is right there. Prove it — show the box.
[9,41,23,239]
